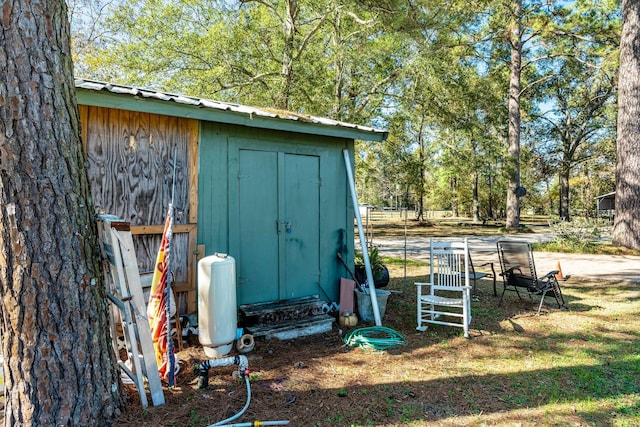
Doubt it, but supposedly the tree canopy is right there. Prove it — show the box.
[71,0,622,227]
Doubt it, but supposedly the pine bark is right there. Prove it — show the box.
[506,0,522,229]
[614,0,640,249]
[559,161,571,221]
[472,172,480,223]
[416,111,427,222]
[0,0,123,425]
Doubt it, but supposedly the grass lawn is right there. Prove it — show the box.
[376,258,640,426]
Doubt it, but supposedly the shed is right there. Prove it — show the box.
[595,191,615,219]
[76,79,387,318]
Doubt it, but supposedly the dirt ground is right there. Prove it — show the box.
[113,262,582,427]
[114,320,448,427]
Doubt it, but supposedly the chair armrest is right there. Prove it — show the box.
[499,266,517,277]
[476,261,496,276]
[476,261,494,269]
[415,282,433,288]
[540,270,559,280]
[415,282,433,297]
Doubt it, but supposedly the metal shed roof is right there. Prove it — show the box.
[595,191,616,199]
[75,79,388,142]
[595,191,616,210]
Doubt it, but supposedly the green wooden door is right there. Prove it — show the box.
[234,148,320,304]
[236,149,280,303]
[282,153,320,298]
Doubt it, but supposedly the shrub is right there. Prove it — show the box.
[549,218,610,252]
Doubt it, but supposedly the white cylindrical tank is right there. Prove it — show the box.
[198,253,237,358]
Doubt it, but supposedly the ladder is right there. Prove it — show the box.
[97,215,165,408]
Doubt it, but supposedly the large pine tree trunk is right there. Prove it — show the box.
[416,112,427,222]
[559,162,571,221]
[451,177,459,217]
[614,0,640,249]
[506,0,523,229]
[0,0,123,425]
[472,172,480,223]
[331,9,345,119]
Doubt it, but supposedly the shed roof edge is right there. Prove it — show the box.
[75,79,388,142]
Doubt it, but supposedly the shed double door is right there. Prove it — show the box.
[233,148,320,305]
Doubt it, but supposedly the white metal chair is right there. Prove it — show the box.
[416,239,472,338]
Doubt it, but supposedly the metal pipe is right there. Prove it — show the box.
[342,148,381,326]
[197,355,249,389]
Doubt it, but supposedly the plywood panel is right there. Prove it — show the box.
[85,106,191,225]
[83,106,199,313]
[187,119,199,224]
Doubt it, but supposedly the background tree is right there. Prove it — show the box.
[505,0,525,228]
[398,99,432,221]
[526,0,619,220]
[323,0,404,123]
[0,0,123,424]
[75,0,401,120]
[69,0,622,226]
[533,73,616,220]
[67,0,117,77]
[613,0,640,249]
[477,0,620,224]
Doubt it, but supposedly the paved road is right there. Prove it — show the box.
[371,233,640,283]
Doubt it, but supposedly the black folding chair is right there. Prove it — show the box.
[496,240,566,314]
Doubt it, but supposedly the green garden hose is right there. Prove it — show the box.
[343,326,407,351]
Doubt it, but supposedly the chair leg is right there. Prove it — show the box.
[416,307,426,331]
[536,289,548,315]
[520,287,530,302]
[416,299,433,331]
[557,286,566,307]
[463,298,470,338]
[499,286,507,306]
[511,285,525,301]
[416,307,430,332]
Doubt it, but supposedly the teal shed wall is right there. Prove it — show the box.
[197,121,356,306]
